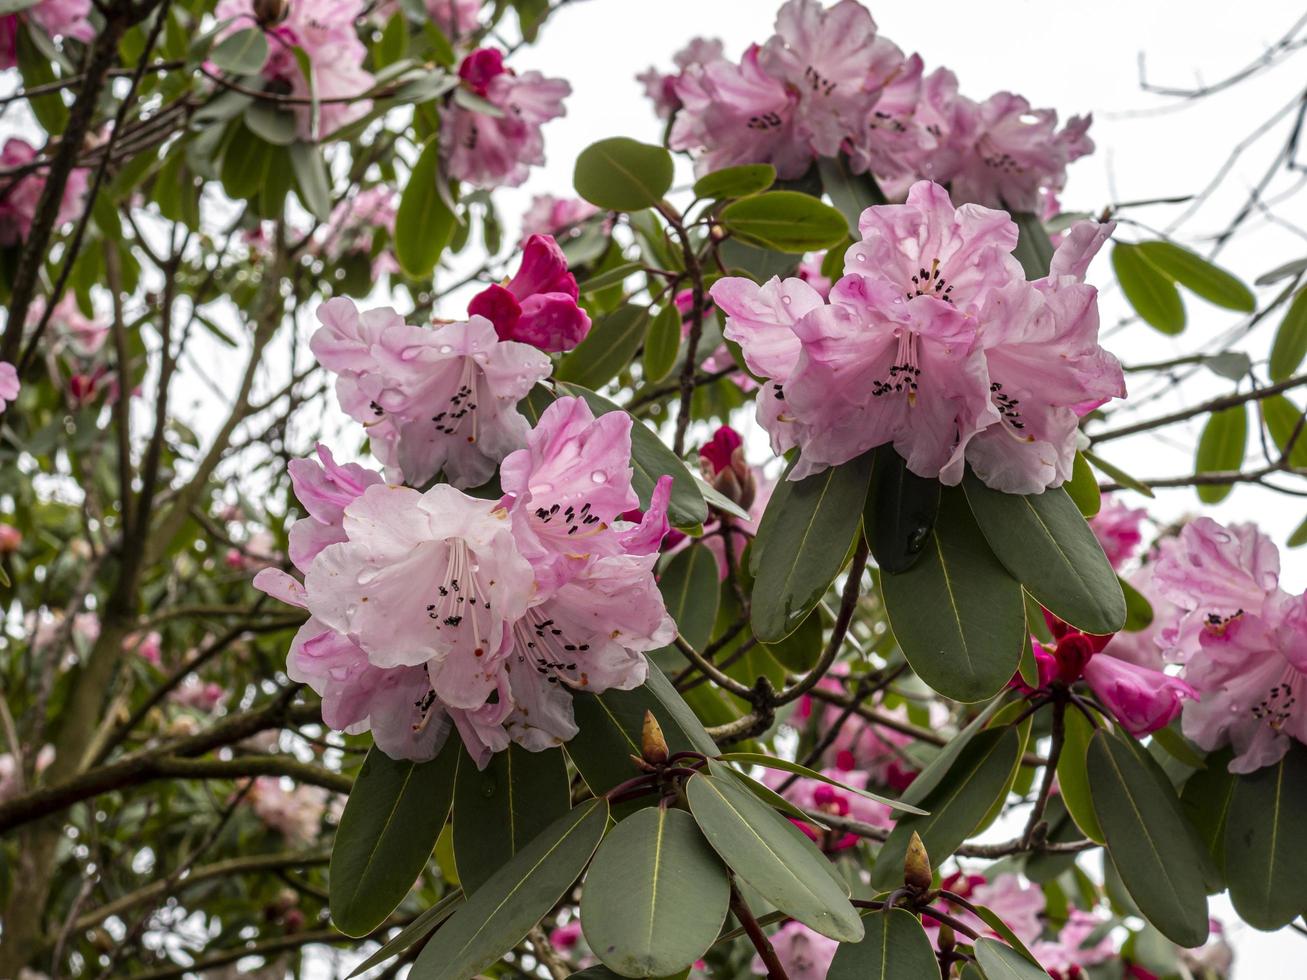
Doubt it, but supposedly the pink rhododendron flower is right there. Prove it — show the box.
[127,630,163,666]
[1,0,94,70]
[935,871,1045,946]
[247,777,329,845]
[763,766,892,851]
[286,444,384,568]
[1031,909,1116,977]
[520,195,599,239]
[169,677,228,713]
[212,0,373,139]
[443,47,570,189]
[32,294,109,357]
[310,297,552,489]
[0,139,89,245]
[468,234,591,352]
[427,0,480,36]
[752,921,837,980]
[0,362,20,412]
[796,252,832,299]
[637,36,725,120]
[1089,496,1148,570]
[317,186,399,277]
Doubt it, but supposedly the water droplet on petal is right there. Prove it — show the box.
[438,344,454,354]
[781,295,792,305]
[590,470,608,484]
[855,253,867,263]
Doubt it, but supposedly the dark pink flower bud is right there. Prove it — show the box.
[458,48,508,96]
[468,235,590,353]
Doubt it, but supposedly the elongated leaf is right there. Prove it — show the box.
[395,136,456,279]
[220,127,276,202]
[1086,729,1209,946]
[720,191,849,253]
[1065,452,1101,518]
[865,445,940,574]
[816,155,885,235]
[1112,242,1185,334]
[1012,211,1055,280]
[880,487,1026,701]
[453,743,570,896]
[1180,748,1235,884]
[1270,287,1307,381]
[659,544,720,651]
[1194,404,1247,504]
[871,726,1022,889]
[289,141,332,221]
[827,908,938,979]
[579,262,640,292]
[962,474,1125,636]
[581,807,729,977]
[1121,576,1154,632]
[1056,708,1104,843]
[1223,743,1307,929]
[899,697,1008,807]
[574,138,674,211]
[694,164,776,200]
[1082,450,1155,498]
[345,891,464,978]
[410,799,609,980]
[709,761,830,831]
[556,304,650,390]
[1136,240,1255,312]
[210,27,268,75]
[761,607,822,673]
[687,773,862,942]
[330,741,458,937]
[751,452,873,643]
[642,303,682,384]
[1261,394,1307,467]
[555,383,708,528]
[974,938,1054,979]
[715,753,924,814]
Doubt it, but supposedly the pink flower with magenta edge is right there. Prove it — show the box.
[1,0,94,70]
[752,921,837,980]
[0,362,20,412]
[0,139,89,246]
[443,47,570,190]
[468,234,591,353]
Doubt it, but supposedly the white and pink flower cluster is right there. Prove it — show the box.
[256,398,676,768]
[713,181,1124,494]
[648,0,1092,212]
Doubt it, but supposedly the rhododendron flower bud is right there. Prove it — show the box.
[468,235,591,352]
[699,425,756,511]
[1083,652,1194,737]
[0,524,22,553]
[903,830,933,893]
[640,710,669,765]
[0,362,19,412]
[443,47,570,189]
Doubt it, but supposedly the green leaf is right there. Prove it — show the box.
[1223,743,1307,929]
[715,753,924,814]
[573,138,674,211]
[1011,211,1055,280]
[243,102,297,145]
[720,191,850,254]
[1112,242,1185,335]
[554,383,709,528]
[581,807,729,977]
[642,303,682,385]
[1082,450,1154,498]
[330,741,458,937]
[1086,729,1210,947]
[1291,514,1307,547]
[686,772,863,942]
[0,0,39,14]
[410,799,609,980]
[815,155,885,235]
[1065,452,1101,517]
[1056,708,1104,843]
[1270,287,1307,382]
[1150,723,1206,770]
[579,262,640,292]
[750,452,873,643]
[709,761,830,831]
[1136,240,1255,313]
[871,726,1022,890]
[827,908,939,979]
[345,891,464,978]
[209,27,269,75]
[693,164,776,201]
[961,475,1125,635]
[220,126,277,202]
[1121,575,1154,632]
[1194,404,1247,504]
[659,544,720,651]
[1180,748,1235,885]
[453,743,570,896]
[761,607,823,673]
[1261,394,1307,467]
[555,304,651,391]
[974,938,1054,979]
[395,136,456,279]
[880,487,1026,702]
[865,445,940,574]
[899,698,1008,808]
[289,141,332,222]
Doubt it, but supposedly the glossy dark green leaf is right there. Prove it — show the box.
[556,304,650,391]
[693,164,776,200]
[1121,576,1154,632]
[642,303,682,385]
[395,136,456,279]
[1056,708,1104,843]
[1012,211,1055,280]
[1261,394,1307,467]
[1223,743,1307,929]
[1180,748,1235,883]
[1136,240,1255,312]
[453,743,570,896]
[581,807,728,977]
[720,191,849,254]
[815,155,885,235]
[573,138,674,211]
[209,27,268,75]
[718,237,798,282]
[345,891,464,978]
[871,726,1022,890]
[962,474,1125,636]
[716,753,924,814]
[899,698,1008,808]
[659,544,720,651]
[555,383,708,528]
[827,908,938,980]
[1082,450,1154,498]
[1065,452,1101,517]
[686,772,863,942]
[761,607,823,673]
[330,741,458,937]
[410,799,609,980]
[1270,287,1307,381]
[880,487,1026,701]
[974,938,1054,979]
[865,444,941,574]
[243,102,297,146]
[1194,403,1247,504]
[750,452,873,643]
[220,126,277,202]
[1086,729,1209,946]
[579,262,639,293]
[1112,242,1185,334]
[289,141,332,221]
